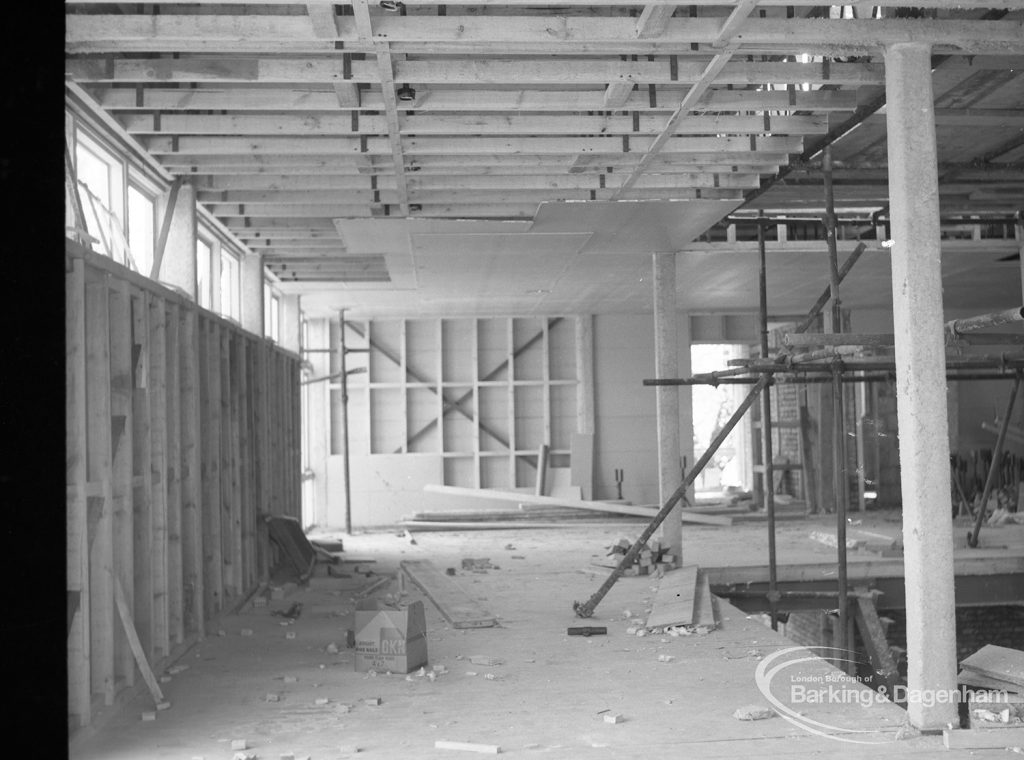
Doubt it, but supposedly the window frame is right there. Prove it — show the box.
[126,173,159,278]
[219,245,242,323]
[73,126,127,264]
[196,228,216,311]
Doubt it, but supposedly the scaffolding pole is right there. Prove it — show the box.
[757,219,780,631]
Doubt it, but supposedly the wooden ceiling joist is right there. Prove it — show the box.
[119,113,828,138]
[142,135,804,156]
[66,15,1024,56]
[91,86,860,114]
[66,57,886,87]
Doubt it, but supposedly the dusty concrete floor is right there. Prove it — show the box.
[70,514,1018,759]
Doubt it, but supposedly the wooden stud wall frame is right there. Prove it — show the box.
[66,240,301,729]
[337,316,577,490]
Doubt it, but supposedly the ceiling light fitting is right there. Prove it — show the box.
[397,85,417,102]
[379,0,403,11]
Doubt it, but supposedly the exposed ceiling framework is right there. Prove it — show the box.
[65,3,1024,317]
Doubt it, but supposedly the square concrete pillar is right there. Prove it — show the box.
[240,253,264,336]
[884,41,958,730]
[280,295,302,354]
[155,181,196,298]
[653,252,683,561]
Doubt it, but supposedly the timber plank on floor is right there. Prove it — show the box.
[961,645,1024,688]
[400,559,496,629]
[692,568,717,628]
[646,565,699,629]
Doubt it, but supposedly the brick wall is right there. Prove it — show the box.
[785,605,1024,677]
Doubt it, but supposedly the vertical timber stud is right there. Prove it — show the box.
[165,302,184,646]
[180,307,204,639]
[884,42,957,730]
[85,279,115,706]
[149,297,169,661]
[653,252,682,564]
[109,280,135,689]
[67,257,91,726]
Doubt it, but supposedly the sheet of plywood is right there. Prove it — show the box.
[691,569,716,628]
[943,727,1024,749]
[646,565,700,629]
[424,484,732,525]
[959,669,1022,693]
[400,560,496,629]
[961,645,1024,688]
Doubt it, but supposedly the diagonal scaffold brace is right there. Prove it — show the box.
[573,238,869,619]
[572,373,771,618]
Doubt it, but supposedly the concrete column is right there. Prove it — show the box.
[884,42,958,730]
[240,253,264,336]
[574,315,595,436]
[157,181,196,298]
[280,294,302,353]
[653,252,682,561]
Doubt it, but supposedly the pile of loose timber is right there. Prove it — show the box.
[400,504,647,531]
[603,536,676,577]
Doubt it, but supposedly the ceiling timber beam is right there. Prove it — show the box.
[65,16,1024,56]
[88,86,860,113]
[66,57,887,86]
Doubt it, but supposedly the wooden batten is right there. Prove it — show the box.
[202,318,223,618]
[108,279,135,690]
[149,295,170,661]
[85,277,115,706]
[67,256,91,727]
[179,306,205,639]
[165,301,184,645]
[131,289,154,664]
[237,337,251,593]
[219,328,234,600]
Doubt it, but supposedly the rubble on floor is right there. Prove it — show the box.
[600,536,675,577]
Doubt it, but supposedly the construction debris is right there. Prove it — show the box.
[603,536,675,577]
[461,558,498,571]
[271,602,303,620]
[434,740,501,754]
[733,705,775,721]
[603,713,624,724]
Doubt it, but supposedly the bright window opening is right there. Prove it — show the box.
[220,250,240,321]
[691,344,752,494]
[127,185,155,277]
[74,134,124,263]
[270,295,280,342]
[197,237,213,310]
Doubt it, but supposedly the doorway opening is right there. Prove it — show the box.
[690,344,752,497]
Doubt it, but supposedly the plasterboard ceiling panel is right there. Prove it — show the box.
[333,218,532,252]
[675,244,1021,314]
[416,249,576,295]
[529,199,743,254]
[410,232,590,257]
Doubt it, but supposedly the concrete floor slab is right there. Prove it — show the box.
[71,522,1011,759]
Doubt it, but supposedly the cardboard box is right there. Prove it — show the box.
[354,600,428,674]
